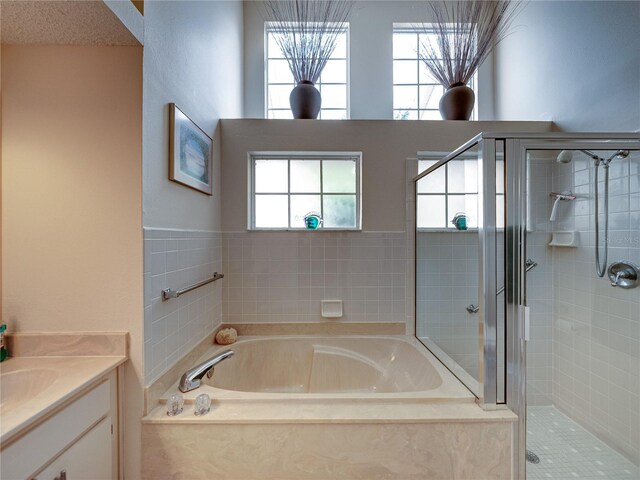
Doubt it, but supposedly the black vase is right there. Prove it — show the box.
[289,81,321,119]
[439,83,475,120]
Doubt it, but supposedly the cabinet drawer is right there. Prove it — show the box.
[35,417,112,480]
[1,379,111,480]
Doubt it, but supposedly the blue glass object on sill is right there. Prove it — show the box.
[452,213,467,231]
[304,212,322,230]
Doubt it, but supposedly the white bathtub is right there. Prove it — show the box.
[171,335,474,403]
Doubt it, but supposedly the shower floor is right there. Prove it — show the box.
[527,406,638,479]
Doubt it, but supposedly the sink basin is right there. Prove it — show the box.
[0,368,59,414]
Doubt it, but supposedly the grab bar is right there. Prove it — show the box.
[162,272,224,301]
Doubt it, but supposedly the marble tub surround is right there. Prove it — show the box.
[0,355,126,445]
[6,331,128,357]
[142,418,513,479]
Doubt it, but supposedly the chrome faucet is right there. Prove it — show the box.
[178,349,234,393]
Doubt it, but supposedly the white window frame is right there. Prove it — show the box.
[248,151,362,230]
[264,22,351,120]
[393,24,478,120]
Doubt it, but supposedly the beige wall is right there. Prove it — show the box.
[1,44,144,479]
[220,120,553,232]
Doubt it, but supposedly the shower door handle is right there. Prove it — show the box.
[521,306,531,342]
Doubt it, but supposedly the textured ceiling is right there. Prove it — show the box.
[1,1,140,45]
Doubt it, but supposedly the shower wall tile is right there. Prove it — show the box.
[550,150,640,464]
[221,231,407,325]
[416,231,481,382]
[526,155,555,406]
[143,228,222,386]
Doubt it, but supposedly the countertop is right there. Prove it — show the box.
[0,355,126,445]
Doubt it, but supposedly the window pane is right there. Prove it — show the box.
[290,160,320,193]
[255,159,288,193]
[323,195,356,228]
[393,85,418,109]
[419,85,442,110]
[320,109,347,120]
[447,159,478,193]
[447,194,478,228]
[417,161,445,193]
[268,59,294,83]
[267,34,284,58]
[319,84,347,109]
[269,109,293,119]
[393,60,418,85]
[393,33,417,59]
[417,195,446,228]
[255,195,288,228]
[323,160,356,193]
[419,109,441,120]
[418,33,442,58]
[319,59,347,84]
[332,33,348,58]
[290,195,322,228]
[394,110,418,120]
[267,84,293,109]
[419,63,439,84]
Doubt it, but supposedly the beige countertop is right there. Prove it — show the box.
[1,353,126,445]
[0,332,128,447]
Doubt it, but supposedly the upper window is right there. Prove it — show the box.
[393,25,476,120]
[249,152,361,230]
[265,24,349,120]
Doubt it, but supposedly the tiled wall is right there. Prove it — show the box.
[221,232,407,324]
[526,154,555,406]
[143,229,222,385]
[416,231,480,379]
[549,150,640,463]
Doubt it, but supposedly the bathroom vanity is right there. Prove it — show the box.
[0,334,127,480]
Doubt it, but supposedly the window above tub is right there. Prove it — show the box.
[248,152,362,230]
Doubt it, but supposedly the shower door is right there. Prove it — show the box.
[505,135,640,480]
[414,136,506,406]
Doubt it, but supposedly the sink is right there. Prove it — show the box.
[0,368,59,414]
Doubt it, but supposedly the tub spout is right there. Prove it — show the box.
[178,349,234,393]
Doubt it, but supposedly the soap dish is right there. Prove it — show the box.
[549,230,579,247]
[321,300,343,318]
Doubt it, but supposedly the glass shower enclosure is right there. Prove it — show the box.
[414,133,640,479]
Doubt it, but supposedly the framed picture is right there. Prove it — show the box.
[169,103,213,195]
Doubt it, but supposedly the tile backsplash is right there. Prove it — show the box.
[221,231,407,325]
[143,228,222,385]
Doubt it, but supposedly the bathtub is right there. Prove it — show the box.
[167,335,474,404]
[144,335,515,479]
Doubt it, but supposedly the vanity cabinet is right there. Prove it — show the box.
[1,370,119,480]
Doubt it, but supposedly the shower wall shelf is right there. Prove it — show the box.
[549,230,579,247]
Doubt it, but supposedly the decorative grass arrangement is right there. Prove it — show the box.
[262,0,354,85]
[416,0,523,88]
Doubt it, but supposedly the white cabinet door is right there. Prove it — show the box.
[36,417,112,480]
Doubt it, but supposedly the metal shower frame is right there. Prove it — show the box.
[414,131,640,479]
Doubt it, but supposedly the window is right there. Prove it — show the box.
[393,25,476,120]
[249,152,361,230]
[265,24,349,120]
[416,153,503,229]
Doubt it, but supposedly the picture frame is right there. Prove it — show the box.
[169,103,213,195]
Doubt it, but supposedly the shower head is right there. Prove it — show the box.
[607,150,629,161]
